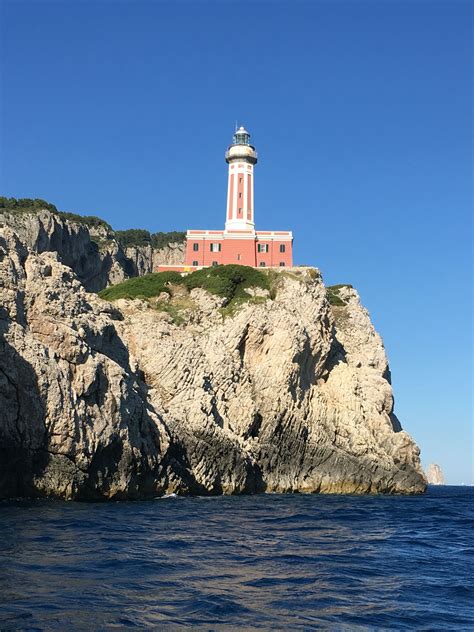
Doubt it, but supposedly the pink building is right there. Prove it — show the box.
[160,127,293,272]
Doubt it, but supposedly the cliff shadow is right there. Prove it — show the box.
[0,309,49,499]
[320,327,348,381]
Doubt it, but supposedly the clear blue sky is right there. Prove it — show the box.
[1,0,472,484]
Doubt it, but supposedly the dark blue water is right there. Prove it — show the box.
[0,487,473,630]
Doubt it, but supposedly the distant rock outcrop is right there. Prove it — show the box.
[0,225,426,499]
[0,209,185,292]
[426,463,445,485]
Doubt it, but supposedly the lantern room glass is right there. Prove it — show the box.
[233,131,250,146]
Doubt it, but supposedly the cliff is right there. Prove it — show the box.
[0,225,426,499]
[0,208,185,292]
[426,463,445,485]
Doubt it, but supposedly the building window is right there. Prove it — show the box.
[239,192,242,198]
[258,244,268,253]
[259,262,266,267]
[210,243,221,252]
[237,254,241,261]
[212,261,218,267]
[279,244,286,253]
[193,260,199,266]
[279,262,285,267]
[239,177,243,183]
[193,243,199,251]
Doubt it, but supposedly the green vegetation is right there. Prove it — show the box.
[151,231,186,249]
[152,302,185,325]
[150,294,197,325]
[219,294,268,318]
[0,198,184,246]
[99,271,183,301]
[184,264,270,301]
[0,197,112,230]
[0,196,57,214]
[114,229,151,247]
[58,212,112,231]
[115,229,186,249]
[326,284,353,306]
[91,237,115,251]
[99,265,271,319]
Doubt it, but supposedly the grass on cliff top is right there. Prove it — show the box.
[326,284,353,306]
[98,265,270,303]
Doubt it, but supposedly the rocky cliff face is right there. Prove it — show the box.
[125,241,186,276]
[0,225,426,499]
[0,228,195,499]
[0,210,185,292]
[426,463,445,485]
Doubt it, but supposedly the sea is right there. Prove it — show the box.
[0,486,472,631]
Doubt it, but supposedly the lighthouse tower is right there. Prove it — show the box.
[178,126,293,271]
[224,126,258,233]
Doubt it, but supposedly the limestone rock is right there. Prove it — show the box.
[117,267,426,495]
[152,242,186,269]
[123,241,185,276]
[0,227,426,499]
[0,228,191,499]
[0,209,185,291]
[426,463,445,485]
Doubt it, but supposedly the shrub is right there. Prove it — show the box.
[58,212,112,231]
[0,196,58,214]
[183,264,269,301]
[98,271,183,301]
[0,198,114,231]
[99,264,270,306]
[115,229,152,247]
[115,229,186,249]
[151,231,186,249]
[326,284,353,306]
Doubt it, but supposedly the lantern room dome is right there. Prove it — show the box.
[225,125,258,164]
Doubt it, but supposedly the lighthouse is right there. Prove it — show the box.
[225,126,257,232]
[178,126,293,270]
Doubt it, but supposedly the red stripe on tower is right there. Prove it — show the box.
[237,173,244,218]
